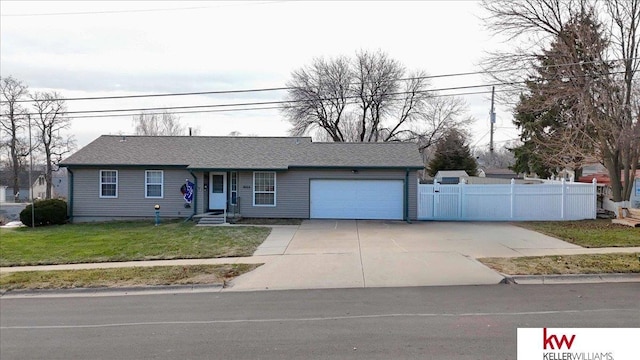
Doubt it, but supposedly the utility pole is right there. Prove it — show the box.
[489,86,496,153]
[28,115,34,228]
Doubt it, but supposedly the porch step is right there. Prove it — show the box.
[196,216,226,226]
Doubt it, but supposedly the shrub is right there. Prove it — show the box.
[19,199,68,227]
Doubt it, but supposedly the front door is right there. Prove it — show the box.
[209,172,227,210]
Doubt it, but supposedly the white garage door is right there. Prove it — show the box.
[310,179,404,220]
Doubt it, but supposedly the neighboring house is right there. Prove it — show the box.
[578,169,640,210]
[60,136,424,222]
[466,177,542,185]
[581,163,607,176]
[31,168,68,200]
[477,168,522,180]
[2,187,30,202]
[434,170,469,184]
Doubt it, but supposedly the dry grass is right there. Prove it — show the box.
[0,264,261,291]
[517,219,640,247]
[479,253,640,275]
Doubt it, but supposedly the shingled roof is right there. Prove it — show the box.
[60,135,424,170]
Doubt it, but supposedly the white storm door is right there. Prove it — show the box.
[209,172,227,210]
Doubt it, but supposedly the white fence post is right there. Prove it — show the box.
[510,178,515,219]
[433,178,438,219]
[459,180,465,219]
[561,178,566,220]
[592,178,597,218]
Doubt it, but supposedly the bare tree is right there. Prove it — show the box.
[413,96,473,154]
[606,0,640,201]
[284,55,352,141]
[474,145,516,169]
[30,91,75,199]
[481,0,640,202]
[283,50,471,160]
[133,111,187,136]
[352,50,405,142]
[0,76,29,200]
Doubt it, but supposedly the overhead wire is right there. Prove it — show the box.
[65,89,512,119]
[3,67,627,119]
[0,63,633,122]
[5,57,638,104]
[2,84,517,118]
[0,1,288,17]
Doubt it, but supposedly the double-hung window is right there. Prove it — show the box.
[145,170,163,198]
[253,171,275,206]
[100,170,118,198]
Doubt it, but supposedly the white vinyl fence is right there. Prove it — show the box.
[417,179,597,221]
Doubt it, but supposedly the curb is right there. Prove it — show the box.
[501,273,640,285]
[0,283,224,298]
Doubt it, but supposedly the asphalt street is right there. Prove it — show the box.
[1,283,639,359]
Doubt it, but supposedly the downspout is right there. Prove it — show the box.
[185,170,198,222]
[404,168,411,223]
[67,168,74,222]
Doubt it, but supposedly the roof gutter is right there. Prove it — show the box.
[287,165,424,170]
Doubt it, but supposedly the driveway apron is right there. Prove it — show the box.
[227,220,574,291]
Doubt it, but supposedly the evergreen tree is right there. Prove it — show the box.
[427,130,477,177]
[510,12,612,180]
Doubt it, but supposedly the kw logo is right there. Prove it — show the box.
[543,328,576,350]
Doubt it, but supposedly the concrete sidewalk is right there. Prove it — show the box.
[0,224,300,274]
[0,256,275,273]
[1,221,638,292]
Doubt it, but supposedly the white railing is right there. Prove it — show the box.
[418,178,597,221]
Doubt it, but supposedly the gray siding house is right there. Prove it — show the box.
[60,136,424,222]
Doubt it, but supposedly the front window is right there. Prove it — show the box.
[145,170,163,198]
[100,170,118,198]
[253,172,275,206]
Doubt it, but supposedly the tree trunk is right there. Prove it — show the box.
[10,136,20,201]
[45,150,53,199]
[604,150,623,202]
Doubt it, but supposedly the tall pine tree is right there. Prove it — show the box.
[427,130,477,177]
[510,11,611,180]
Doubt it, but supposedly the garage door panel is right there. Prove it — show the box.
[310,180,403,220]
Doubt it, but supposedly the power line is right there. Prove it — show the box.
[0,67,626,119]
[5,57,637,104]
[2,83,518,118]
[8,65,628,118]
[0,1,286,17]
[0,5,213,17]
[64,89,513,120]
[10,86,290,103]
[0,69,631,120]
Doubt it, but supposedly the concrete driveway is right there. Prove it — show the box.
[227,220,582,291]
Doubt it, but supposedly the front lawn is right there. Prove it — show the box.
[0,221,270,267]
[0,264,261,291]
[479,253,640,275]
[517,219,640,247]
